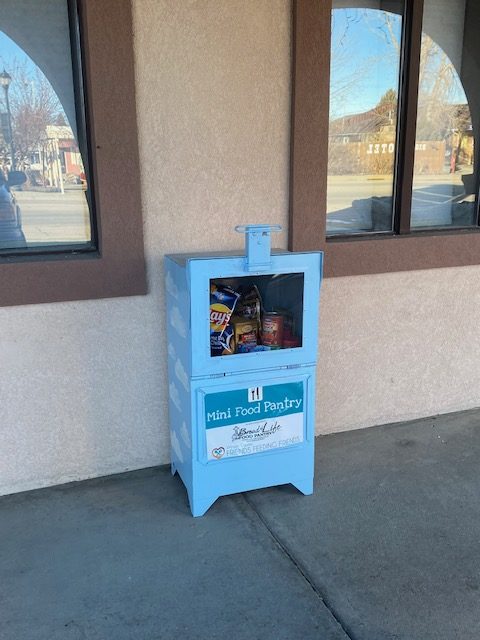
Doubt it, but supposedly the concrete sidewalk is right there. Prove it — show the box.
[2,409,480,639]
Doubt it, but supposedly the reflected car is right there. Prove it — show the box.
[0,170,27,249]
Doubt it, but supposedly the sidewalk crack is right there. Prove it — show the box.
[242,493,357,640]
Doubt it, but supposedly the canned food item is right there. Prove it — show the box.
[262,312,284,349]
[276,309,294,340]
[283,336,300,349]
[232,317,258,352]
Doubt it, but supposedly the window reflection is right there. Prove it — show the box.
[0,11,91,252]
[412,0,476,228]
[327,3,403,235]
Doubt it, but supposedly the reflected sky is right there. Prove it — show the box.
[331,8,402,119]
[0,28,91,249]
[0,30,66,122]
[328,5,475,235]
[0,30,36,74]
[331,8,468,120]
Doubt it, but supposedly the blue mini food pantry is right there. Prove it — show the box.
[164,225,323,516]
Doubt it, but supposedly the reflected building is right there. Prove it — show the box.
[28,125,84,191]
[329,103,473,179]
[327,3,476,233]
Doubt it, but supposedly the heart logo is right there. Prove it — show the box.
[212,447,225,459]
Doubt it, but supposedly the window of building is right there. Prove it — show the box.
[0,0,146,306]
[290,0,480,276]
[328,2,403,235]
[0,0,94,254]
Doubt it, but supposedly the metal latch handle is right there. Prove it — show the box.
[235,224,282,272]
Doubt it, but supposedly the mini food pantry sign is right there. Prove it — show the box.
[205,382,304,460]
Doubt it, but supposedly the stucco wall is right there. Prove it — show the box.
[318,267,480,432]
[1,0,480,496]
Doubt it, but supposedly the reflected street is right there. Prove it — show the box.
[13,187,90,245]
[327,173,474,232]
[328,173,466,213]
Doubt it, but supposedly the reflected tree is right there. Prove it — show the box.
[330,9,472,175]
[0,60,62,170]
[416,34,472,173]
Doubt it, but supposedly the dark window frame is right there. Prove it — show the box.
[289,0,480,277]
[0,0,146,306]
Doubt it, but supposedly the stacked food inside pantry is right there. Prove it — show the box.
[210,273,304,357]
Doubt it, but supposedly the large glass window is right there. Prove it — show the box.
[412,0,475,228]
[0,0,93,253]
[327,2,403,235]
[326,0,479,237]
[290,1,480,276]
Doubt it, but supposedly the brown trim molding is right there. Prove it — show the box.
[289,0,480,278]
[289,0,329,253]
[324,230,480,277]
[0,0,146,307]
[393,0,423,234]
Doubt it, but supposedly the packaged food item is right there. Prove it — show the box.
[232,317,258,352]
[210,283,240,356]
[210,283,240,333]
[261,312,284,349]
[211,324,235,356]
[236,285,262,324]
[237,343,271,353]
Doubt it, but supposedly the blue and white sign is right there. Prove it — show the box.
[205,382,304,460]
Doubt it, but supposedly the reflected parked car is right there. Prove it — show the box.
[0,170,27,249]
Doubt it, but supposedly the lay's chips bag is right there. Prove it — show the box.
[210,283,240,356]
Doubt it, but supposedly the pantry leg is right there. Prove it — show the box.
[291,477,314,496]
[188,491,217,517]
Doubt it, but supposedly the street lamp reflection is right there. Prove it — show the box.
[0,69,15,170]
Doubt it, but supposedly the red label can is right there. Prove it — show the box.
[262,313,284,348]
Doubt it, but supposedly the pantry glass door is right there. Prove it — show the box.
[188,251,322,377]
[210,273,304,357]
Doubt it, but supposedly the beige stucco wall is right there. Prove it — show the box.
[1,0,480,496]
[318,267,480,432]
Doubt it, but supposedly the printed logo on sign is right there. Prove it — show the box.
[232,421,281,442]
[248,386,263,402]
[210,305,232,332]
[204,382,304,461]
